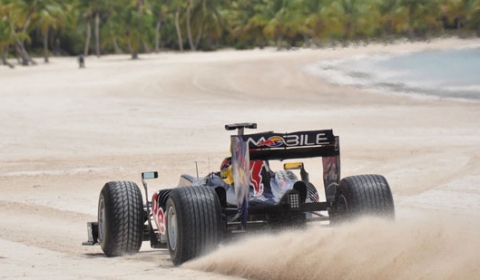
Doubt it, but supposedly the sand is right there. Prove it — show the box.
[1,37,480,279]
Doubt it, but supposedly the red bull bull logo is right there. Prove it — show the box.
[249,160,265,196]
[257,136,284,147]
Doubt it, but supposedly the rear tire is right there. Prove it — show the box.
[329,174,395,223]
[166,186,224,266]
[98,181,144,256]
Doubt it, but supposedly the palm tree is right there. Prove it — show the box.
[190,0,229,50]
[274,0,310,48]
[325,0,378,43]
[113,0,149,59]
[77,0,94,56]
[99,0,128,54]
[3,0,41,65]
[150,0,170,52]
[467,1,480,34]
[441,0,480,31]
[400,0,427,39]
[302,0,332,43]
[374,0,407,41]
[0,22,14,68]
[37,1,67,63]
[134,0,143,57]
[0,7,29,68]
[414,0,443,38]
[255,0,307,49]
[263,0,287,48]
[78,0,107,57]
[185,0,196,50]
[101,0,123,54]
[171,0,184,51]
[227,0,269,48]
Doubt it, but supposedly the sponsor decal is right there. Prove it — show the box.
[151,192,166,235]
[156,208,166,235]
[257,136,284,147]
[248,132,329,148]
[249,161,265,196]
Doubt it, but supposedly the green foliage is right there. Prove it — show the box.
[0,0,479,63]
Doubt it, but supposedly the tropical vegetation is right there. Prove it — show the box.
[1,0,480,67]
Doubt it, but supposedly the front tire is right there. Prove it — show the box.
[166,186,223,266]
[329,174,395,223]
[98,181,144,256]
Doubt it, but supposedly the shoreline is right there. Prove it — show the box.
[3,36,480,65]
[303,40,480,103]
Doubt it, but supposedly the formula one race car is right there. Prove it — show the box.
[82,123,395,265]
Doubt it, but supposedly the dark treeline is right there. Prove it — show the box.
[1,0,480,67]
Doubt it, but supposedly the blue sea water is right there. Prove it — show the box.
[310,47,480,101]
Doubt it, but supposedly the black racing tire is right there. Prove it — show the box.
[329,174,395,224]
[165,186,224,266]
[98,181,144,256]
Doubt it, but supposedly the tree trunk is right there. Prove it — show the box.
[128,39,138,59]
[43,28,49,63]
[175,8,184,51]
[12,29,31,65]
[16,14,34,65]
[275,29,282,50]
[113,38,122,54]
[128,40,138,59]
[1,47,14,68]
[84,18,91,56]
[16,41,30,66]
[95,12,101,57]
[155,18,162,53]
[344,21,352,43]
[195,22,205,50]
[143,41,150,53]
[108,22,122,54]
[408,7,415,40]
[383,19,393,43]
[13,44,22,64]
[186,2,196,51]
[132,0,143,59]
[29,54,37,65]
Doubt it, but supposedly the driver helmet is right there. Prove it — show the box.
[220,157,233,185]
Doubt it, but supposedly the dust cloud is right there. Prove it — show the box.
[185,216,480,280]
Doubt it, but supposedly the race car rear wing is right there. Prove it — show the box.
[230,129,341,229]
[242,129,339,160]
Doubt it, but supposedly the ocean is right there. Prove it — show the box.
[308,47,480,101]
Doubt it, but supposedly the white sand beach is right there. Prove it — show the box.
[1,37,480,279]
